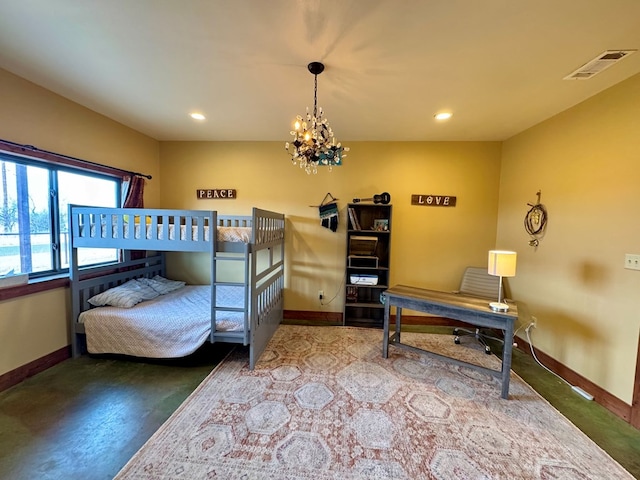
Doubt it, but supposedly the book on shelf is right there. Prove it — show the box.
[348,207,361,230]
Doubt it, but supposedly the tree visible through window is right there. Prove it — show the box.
[0,155,120,277]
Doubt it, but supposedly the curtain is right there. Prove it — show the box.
[122,175,145,208]
[121,175,146,261]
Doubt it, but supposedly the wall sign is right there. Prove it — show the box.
[196,189,237,199]
[411,194,457,207]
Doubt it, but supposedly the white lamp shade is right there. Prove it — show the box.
[488,250,517,277]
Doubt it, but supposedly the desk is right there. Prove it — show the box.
[382,285,520,399]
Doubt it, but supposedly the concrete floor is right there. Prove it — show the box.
[1,326,639,479]
[0,342,234,480]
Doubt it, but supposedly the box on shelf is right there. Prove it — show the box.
[348,236,378,256]
[348,255,378,268]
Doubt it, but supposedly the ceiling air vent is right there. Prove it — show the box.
[563,50,636,80]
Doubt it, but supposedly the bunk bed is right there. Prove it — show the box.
[68,205,285,369]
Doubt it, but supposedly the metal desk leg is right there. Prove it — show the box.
[501,322,514,399]
[383,297,390,358]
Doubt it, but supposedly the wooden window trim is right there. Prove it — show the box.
[0,277,69,301]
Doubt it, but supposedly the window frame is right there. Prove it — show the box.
[0,145,126,298]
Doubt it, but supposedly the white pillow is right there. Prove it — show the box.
[131,279,162,300]
[139,275,186,295]
[88,279,159,308]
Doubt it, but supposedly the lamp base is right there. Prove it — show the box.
[489,302,509,312]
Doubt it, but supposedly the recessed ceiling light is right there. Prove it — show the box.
[190,112,206,120]
[434,112,453,121]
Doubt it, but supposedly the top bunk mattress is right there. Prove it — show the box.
[85,223,252,243]
[69,207,284,250]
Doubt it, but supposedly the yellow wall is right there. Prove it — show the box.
[498,73,640,404]
[2,64,638,407]
[159,141,502,311]
[0,68,160,376]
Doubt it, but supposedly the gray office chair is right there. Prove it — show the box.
[452,266,505,354]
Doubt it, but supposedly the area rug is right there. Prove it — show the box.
[115,325,632,479]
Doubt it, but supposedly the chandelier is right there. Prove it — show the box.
[285,62,348,175]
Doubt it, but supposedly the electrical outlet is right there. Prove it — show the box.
[525,318,537,333]
[318,290,324,300]
[624,254,640,271]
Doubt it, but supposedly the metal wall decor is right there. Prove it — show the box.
[524,190,548,247]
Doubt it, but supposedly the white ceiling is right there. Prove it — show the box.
[1,0,639,142]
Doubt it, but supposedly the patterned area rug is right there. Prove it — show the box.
[115,325,632,479]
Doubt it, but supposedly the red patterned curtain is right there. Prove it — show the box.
[122,175,146,260]
[122,175,145,208]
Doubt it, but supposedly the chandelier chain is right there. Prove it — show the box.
[313,73,318,120]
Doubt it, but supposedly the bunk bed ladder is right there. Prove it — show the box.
[211,245,251,346]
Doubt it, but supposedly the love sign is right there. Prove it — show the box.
[411,194,457,207]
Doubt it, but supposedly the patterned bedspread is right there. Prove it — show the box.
[79,285,245,358]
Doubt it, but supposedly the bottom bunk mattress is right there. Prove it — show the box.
[78,285,245,358]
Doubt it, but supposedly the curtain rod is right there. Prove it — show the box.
[0,138,152,180]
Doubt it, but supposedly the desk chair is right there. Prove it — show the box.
[453,266,505,354]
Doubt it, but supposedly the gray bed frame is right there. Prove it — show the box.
[68,205,285,369]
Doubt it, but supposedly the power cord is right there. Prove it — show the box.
[320,271,346,306]
[524,319,593,400]
[511,320,527,348]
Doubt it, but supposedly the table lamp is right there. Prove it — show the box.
[487,250,517,312]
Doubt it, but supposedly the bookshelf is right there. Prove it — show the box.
[344,203,392,328]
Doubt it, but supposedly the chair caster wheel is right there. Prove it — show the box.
[484,346,491,354]
[454,337,461,345]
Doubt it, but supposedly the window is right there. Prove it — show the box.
[0,153,120,277]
